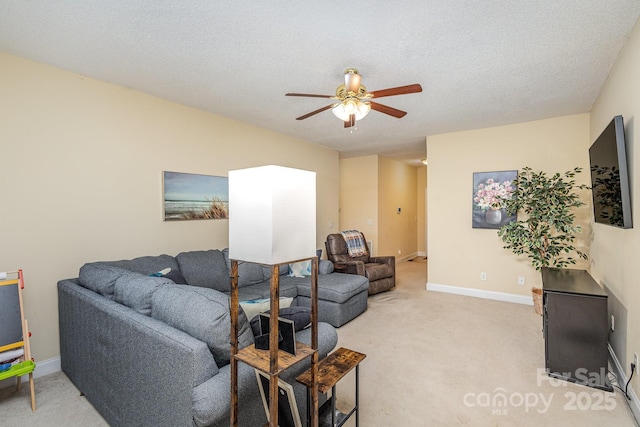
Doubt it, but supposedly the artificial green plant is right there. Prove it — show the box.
[497,166,588,270]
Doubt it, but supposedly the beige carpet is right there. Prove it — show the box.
[334,258,637,426]
[0,259,637,426]
[0,370,107,426]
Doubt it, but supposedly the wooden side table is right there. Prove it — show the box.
[296,347,366,427]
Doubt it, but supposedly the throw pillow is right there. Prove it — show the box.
[175,250,229,291]
[249,306,312,336]
[164,269,186,284]
[288,260,312,277]
[239,297,293,321]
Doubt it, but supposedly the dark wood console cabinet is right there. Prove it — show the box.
[541,267,612,391]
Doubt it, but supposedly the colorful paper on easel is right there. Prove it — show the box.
[0,348,24,363]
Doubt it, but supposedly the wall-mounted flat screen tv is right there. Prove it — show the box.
[589,115,632,229]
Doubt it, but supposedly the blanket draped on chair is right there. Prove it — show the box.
[340,230,369,257]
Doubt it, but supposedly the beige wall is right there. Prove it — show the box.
[339,156,379,252]
[589,18,640,395]
[427,114,592,294]
[0,52,339,361]
[339,155,420,258]
[377,156,418,257]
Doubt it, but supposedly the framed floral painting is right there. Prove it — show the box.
[472,170,517,229]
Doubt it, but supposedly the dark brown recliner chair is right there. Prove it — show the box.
[325,233,395,295]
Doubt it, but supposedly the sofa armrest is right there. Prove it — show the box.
[58,279,218,427]
[318,259,334,275]
[335,260,366,276]
[369,255,395,267]
[192,322,338,427]
[192,364,261,427]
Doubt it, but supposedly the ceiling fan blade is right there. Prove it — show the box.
[370,101,407,118]
[286,93,333,98]
[368,84,423,98]
[344,114,355,128]
[295,104,334,120]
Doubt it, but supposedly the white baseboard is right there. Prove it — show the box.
[0,356,61,389]
[398,252,419,263]
[426,282,534,306]
[608,343,640,423]
[32,356,61,378]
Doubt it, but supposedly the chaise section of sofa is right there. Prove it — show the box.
[282,273,368,327]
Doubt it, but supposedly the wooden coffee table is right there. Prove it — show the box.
[296,347,366,427]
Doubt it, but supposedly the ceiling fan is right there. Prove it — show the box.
[286,68,423,128]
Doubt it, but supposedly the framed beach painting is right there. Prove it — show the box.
[472,170,517,229]
[163,171,229,221]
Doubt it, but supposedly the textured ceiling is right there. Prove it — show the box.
[1,1,639,166]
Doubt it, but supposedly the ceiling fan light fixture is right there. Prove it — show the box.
[332,99,370,121]
[356,100,371,119]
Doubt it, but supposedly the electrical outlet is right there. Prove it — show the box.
[480,272,487,281]
[611,315,615,331]
[518,276,525,285]
[398,249,402,255]
[634,353,638,369]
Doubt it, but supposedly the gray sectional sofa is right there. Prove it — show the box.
[57,248,369,427]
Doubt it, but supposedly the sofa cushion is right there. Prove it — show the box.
[222,248,276,288]
[165,269,187,284]
[288,273,369,304]
[99,254,180,276]
[151,285,253,367]
[238,262,269,287]
[175,250,229,291]
[78,263,133,298]
[114,273,174,316]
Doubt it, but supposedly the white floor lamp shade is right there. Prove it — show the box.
[229,165,316,265]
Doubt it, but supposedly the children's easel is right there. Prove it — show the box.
[0,269,36,411]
